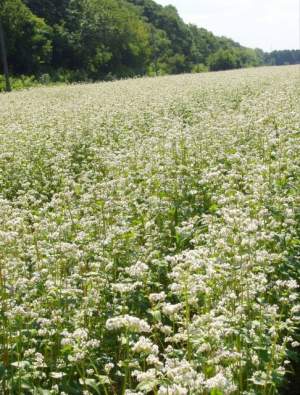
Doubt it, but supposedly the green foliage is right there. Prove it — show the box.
[1,0,295,84]
[0,74,38,91]
[27,0,152,79]
[208,49,238,71]
[0,0,52,74]
[128,0,193,74]
[0,73,66,91]
[189,25,242,67]
[265,49,300,65]
[23,0,70,25]
[189,25,219,65]
[208,47,261,71]
[192,63,209,73]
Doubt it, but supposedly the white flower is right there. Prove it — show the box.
[158,384,188,395]
[149,292,166,303]
[132,336,158,355]
[104,363,114,373]
[206,371,237,393]
[125,261,148,278]
[162,303,182,317]
[291,341,300,348]
[132,368,157,383]
[106,315,150,333]
[50,372,66,379]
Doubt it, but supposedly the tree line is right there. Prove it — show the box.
[0,0,299,88]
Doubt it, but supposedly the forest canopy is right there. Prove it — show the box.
[0,0,299,83]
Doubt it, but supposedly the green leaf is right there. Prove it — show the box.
[210,389,224,395]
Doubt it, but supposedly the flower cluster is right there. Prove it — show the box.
[0,65,299,394]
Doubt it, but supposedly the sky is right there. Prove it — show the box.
[156,0,299,51]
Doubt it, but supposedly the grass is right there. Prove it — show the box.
[0,66,299,395]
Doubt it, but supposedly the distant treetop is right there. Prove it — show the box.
[0,0,299,83]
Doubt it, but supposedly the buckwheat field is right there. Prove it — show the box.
[0,66,299,395]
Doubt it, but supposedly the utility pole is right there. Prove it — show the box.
[0,19,11,92]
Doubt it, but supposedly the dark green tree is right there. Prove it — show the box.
[23,0,70,25]
[0,0,286,84]
[265,50,300,65]
[57,0,151,79]
[0,0,52,75]
[208,48,238,71]
[0,17,11,91]
[208,47,261,71]
[128,0,193,74]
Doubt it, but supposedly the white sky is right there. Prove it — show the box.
[156,0,300,51]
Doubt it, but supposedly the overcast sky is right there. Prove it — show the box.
[156,0,299,51]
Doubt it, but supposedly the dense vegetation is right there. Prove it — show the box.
[1,0,299,88]
[0,0,279,86]
[264,50,300,66]
[0,65,299,394]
